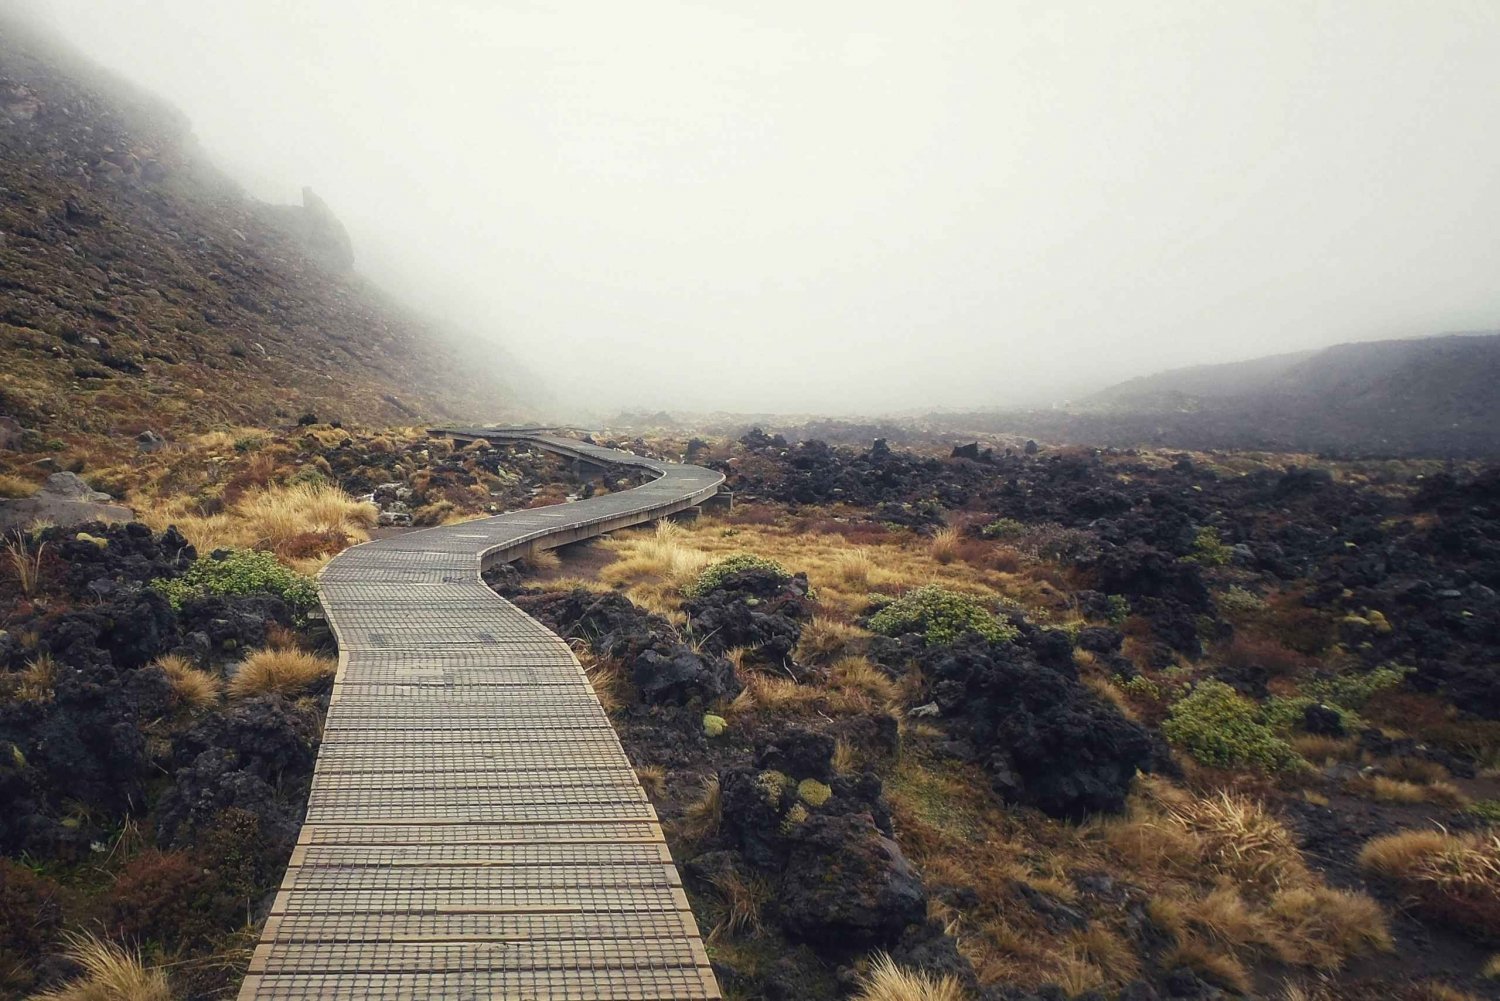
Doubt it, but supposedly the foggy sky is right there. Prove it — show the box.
[18,1,1500,416]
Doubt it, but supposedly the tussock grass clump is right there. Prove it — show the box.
[868,585,1016,646]
[28,932,170,1001]
[1359,829,1500,941]
[796,617,868,665]
[707,870,769,942]
[5,534,47,598]
[1345,775,1469,808]
[0,474,37,498]
[581,654,627,713]
[852,953,965,1001]
[153,654,220,709]
[928,526,961,564]
[144,480,376,559]
[9,654,57,704]
[834,547,876,587]
[228,647,335,698]
[680,775,722,841]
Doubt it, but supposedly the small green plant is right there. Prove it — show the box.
[1162,680,1301,771]
[686,553,790,597]
[702,713,727,737]
[1216,585,1266,616]
[1104,594,1131,625]
[153,548,318,613]
[981,517,1026,539]
[797,778,832,807]
[1303,665,1409,708]
[868,585,1017,646]
[1186,526,1233,566]
[1466,799,1500,824]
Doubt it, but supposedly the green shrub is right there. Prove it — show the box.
[868,585,1016,646]
[1187,526,1233,566]
[1303,665,1409,708]
[1104,594,1132,625]
[686,553,790,597]
[1216,585,1267,616]
[153,548,318,613]
[981,517,1026,539]
[1162,680,1301,771]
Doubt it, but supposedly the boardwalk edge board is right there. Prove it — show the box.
[237,430,724,1001]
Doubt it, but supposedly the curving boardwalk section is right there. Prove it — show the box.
[239,430,724,1001]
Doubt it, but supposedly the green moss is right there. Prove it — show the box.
[702,713,727,738]
[868,585,1016,646]
[152,548,318,614]
[778,802,810,835]
[755,770,791,805]
[1162,680,1301,771]
[686,553,791,598]
[797,778,832,807]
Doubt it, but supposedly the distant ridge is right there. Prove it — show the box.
[932,332,1500,458]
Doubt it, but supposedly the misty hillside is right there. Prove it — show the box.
[0,14,522,444]
[935,332,1500,458]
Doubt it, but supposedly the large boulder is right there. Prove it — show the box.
[777,813,927,946]
[923,637,1153,819]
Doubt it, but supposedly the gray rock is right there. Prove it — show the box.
[0,472,132,531]
[137,430,166,452]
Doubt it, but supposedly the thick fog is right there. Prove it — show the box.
[18,1,1500,416]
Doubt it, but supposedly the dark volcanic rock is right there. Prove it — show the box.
[921,637,1153,819]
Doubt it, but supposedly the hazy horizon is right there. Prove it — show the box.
[15,0,1500,417]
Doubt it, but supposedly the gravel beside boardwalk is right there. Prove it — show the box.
[238,431,725,1001]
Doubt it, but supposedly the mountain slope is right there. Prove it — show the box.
[930,332,1500,457]
[0,12,527,445]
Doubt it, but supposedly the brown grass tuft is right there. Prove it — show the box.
[228,647,335,698]
[1346,775,1469,808]
[929,526,961,565]
[1358,829,1500,941]
[28,931,171,1001]
[153,654,221,709]
[680,775,723,842]
[707,869,769,942]
[635,765,667,801]
[796,617,868,665]
[852,953,965,1001]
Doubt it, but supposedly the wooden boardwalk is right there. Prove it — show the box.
[239,430,725,1001]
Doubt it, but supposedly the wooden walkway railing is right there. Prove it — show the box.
[238,430,724,1000]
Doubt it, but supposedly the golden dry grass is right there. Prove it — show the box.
[1358,829,1500,940]
[680,775,722,841]
[0,473,37,498]
[228,647,336,698]
[852,953,965,1001]
[929,526,961,565]
[635,765,667,800]
[1345,775,1470,808]
[5,534,46,598]
[27,932,170,1001]
[580,653,626,713]
[598,514,1015,623]
[795,617,869,665]
[519,548,563,572]
[10,654,56,704]
[153,654,221,709]
[141,481,376,559]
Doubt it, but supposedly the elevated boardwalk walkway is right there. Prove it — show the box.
[239,430,724,1000]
